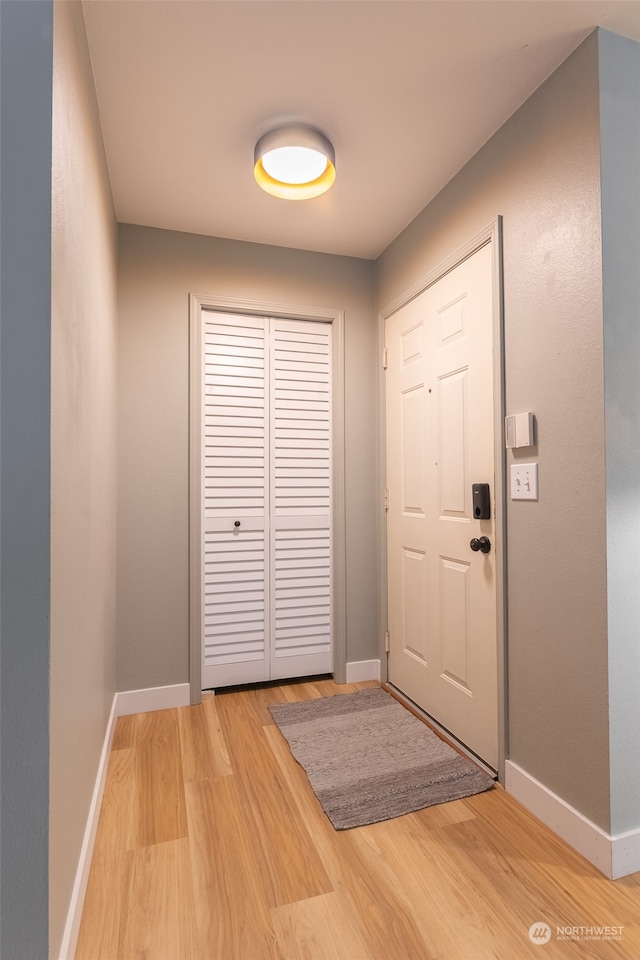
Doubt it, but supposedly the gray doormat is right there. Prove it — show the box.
[269,687,494,830]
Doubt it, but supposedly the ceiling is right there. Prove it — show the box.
[82,0,640,260]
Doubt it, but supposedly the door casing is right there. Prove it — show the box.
[189,295,346,702]
[377,219,507,782]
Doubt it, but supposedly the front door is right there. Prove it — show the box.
[385,241,498,769]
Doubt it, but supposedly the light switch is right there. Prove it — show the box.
[511,463,538,501]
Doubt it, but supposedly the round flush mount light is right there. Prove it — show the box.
[254,124,335,200]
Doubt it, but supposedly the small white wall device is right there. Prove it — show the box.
[505,412,535,449]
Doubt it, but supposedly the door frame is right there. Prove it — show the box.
[376,218,508,781]
[189,294,346,703]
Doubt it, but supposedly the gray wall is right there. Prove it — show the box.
[376,33,612,830]
[50,1,119,955]
[0,2,53,958]
[117,226,376,691]
[599,30,640,835]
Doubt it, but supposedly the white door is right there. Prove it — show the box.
[202,312,332,688]
[386,242,498,768]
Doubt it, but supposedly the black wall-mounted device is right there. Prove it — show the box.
[472,483,491,520]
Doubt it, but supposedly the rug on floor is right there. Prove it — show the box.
[269,686,494,830]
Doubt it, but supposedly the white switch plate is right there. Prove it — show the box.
[511,462,538,500]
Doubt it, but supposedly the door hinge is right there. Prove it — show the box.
[384,630,390,652]
[382,347,388,370]
[384,488,389,511]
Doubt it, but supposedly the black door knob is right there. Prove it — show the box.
[234,520,241,528]
[470,536,491,554]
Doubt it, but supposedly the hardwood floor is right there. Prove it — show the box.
[75,679,640,959]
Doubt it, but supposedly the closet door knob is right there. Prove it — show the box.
[234,520,241,528]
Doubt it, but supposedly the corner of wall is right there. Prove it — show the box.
[598,27,640,837]
[49,0,119,954]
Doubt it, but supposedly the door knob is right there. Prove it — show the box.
[470,536,491,554]
[234,520,241,528]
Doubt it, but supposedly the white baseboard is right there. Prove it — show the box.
[57,693,119,960]
[58,682,192,959]
[505,760,640,879]
[345,659,381,683]
[611,828,640,880]
[116,682,191,716]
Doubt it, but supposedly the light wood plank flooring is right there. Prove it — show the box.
[76,679,640,959]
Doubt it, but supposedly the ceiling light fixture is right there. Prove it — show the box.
[254,124,335,200]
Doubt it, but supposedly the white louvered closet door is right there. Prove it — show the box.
[202,311,332,689]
